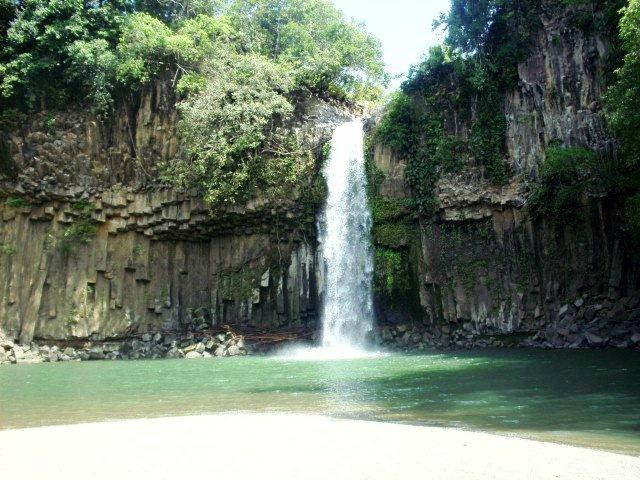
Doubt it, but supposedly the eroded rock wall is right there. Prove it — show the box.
[373,3,640,345]
[0,85,351,343]
[0,188,322,344]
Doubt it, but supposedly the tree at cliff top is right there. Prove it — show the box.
[605,0,640,240]
[227,0,387,101]
[0,0,386,113]
[0,0,128,113]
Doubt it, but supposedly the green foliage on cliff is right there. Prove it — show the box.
[169,51,308,206]
[373,247,412,304]
[373,222,412,249]
[364,152,420,314]
[61,201,97,253]
[528,141,639,235]
[371,197,412,224]
[373,0,538,217]
[606,0,640,169]
[528,146,600,224]
[4,196,28,208]
[605,0,640,239]
[0,0,386,115]
[375,0,638,241]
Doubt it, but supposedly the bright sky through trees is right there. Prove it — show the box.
[332,0,451,89]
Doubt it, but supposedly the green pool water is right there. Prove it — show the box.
[1,349,639,455]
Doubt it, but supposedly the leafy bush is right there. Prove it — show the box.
[167,51,311,206]
[5,196,28,208]
[61,201,97,252]
[528,146,600,224]
[374,93,421,155]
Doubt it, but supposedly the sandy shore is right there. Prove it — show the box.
[0,414,638,479]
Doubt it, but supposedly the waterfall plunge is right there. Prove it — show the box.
[317,120,375,353]
[276,120,380,360]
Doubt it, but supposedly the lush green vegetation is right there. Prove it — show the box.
[0,1,385,112]
[528,145,601,224]
[0,0,386,208]
[373,1,542,216]
[605,0,640,238]
[61,201,97,253]
[374,0,640,245]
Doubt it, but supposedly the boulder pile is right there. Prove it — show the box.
[0,330,247,365]
[379,294,640,351]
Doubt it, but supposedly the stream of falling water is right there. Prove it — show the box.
[317,120,375,354]
[276,120,378,360]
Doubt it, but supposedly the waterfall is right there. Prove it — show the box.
[317,120,375,352]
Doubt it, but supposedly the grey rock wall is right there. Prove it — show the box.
[0,85,354,344]
[0,189,320,343]
[372,3,639,344]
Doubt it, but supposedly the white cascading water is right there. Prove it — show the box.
[317,120,375,353]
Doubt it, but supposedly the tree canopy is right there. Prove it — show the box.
[0,0,387,113]
[604,0,640,239]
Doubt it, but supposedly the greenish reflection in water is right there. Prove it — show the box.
[1,349,639,455]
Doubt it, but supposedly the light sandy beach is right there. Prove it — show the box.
[0,414,638,480]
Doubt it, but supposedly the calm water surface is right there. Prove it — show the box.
[1,349,639,455]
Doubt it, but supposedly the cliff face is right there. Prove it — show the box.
[0,85,353,344]
[373,4,640,348]
[2,4,639,350]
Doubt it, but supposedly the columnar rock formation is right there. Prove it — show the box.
[371,3,639,346]
[0,84,353,345]
[1,3,638,353]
